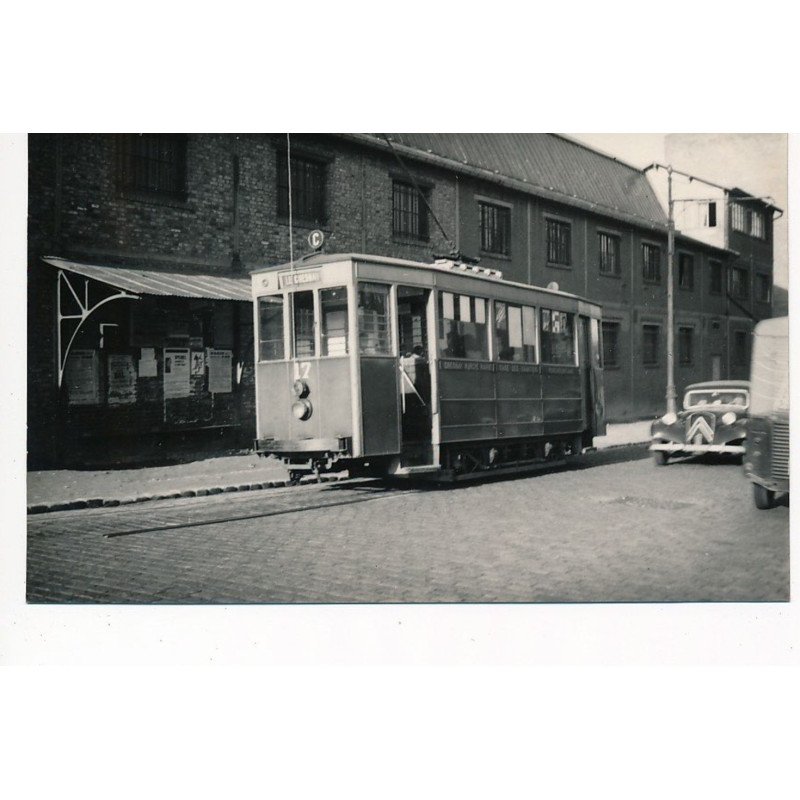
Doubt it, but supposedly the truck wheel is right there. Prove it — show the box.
[753,483,776,510]
[653,451,669,466]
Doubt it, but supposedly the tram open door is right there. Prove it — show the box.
[396,286,433,466]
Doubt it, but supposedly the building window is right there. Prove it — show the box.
[642,243,661,283]
[277,151,327,225]
[709,260,723,295]
[494,301,537,363]
[750,209,765,239]
[733,330,748,366]
[546,218,571,266]
[730,267,749,300]
[598,232,621,276]
[703,202,717,228]
[731,202,747,233]
[678,253,694,290]
[678,326,693,366]
[755,273,772,304]
[601,321,621,368]
[119,133,187,199]
[479,201,511,256]
[392,181,429,241]
[642,324,660,366]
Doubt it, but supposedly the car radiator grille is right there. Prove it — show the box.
[772,422,790,480]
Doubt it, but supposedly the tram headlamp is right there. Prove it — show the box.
[721,411,737,425]
[293,379,310,398]
[660,412,678,425]
[292,399,313,421]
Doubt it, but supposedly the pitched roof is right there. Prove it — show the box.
[348,133,669,230]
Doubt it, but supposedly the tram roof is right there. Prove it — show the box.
[250,252,600,307]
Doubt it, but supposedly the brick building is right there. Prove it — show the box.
[27,133,778,467]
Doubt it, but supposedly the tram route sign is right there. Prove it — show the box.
[280,271,321,288]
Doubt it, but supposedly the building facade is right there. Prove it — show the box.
[27,133,778,467]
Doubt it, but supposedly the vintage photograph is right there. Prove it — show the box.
[24,133,789,604]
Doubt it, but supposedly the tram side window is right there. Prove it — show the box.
[358,283,391,355]
[320,287,348,356]
[292,291,315,358]
[258,295,285,361]
[540,309,575,365]
[437,291,489,360]
[495,301,536,362]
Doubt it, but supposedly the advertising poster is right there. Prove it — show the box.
[64,349,100,405]
[138,347,157,378]
[163,348,190,398]
[207,349,232,394]
[190,350,206,377]
[107,354,137,405]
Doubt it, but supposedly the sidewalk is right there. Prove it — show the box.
[26,420,652,514]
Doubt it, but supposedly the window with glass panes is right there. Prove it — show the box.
[642,243,661,282]
[598,232,620,276]
[731,202,747,232]
[119,134,187,198]
[494,301,536,362]
[750,210,765,238]
[642,324,659,366]
[479,202,510,255]
[678,253,694,290]
[546,219,571,265]
[734,330,748,366]
[392,181,429,240]
[437,291,489,360]
[540,309,575,364]
[320,287,348,356]
[277,152,326,224]
[678,327,693,365]
[730,267,749,300]
[601,321,620,368]
[358,283,391,355]
[258,296,285,361]
[756,273,771,304]
[292,291,315,358]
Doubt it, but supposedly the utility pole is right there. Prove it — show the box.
[666,166,676,414]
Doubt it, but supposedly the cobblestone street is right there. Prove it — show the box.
[26,452,789,604]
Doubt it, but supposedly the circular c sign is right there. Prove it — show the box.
[308,230,325,250]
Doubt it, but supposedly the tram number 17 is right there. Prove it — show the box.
[293,361,311,381]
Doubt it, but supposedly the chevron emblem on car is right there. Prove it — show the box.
[687,416,714,444]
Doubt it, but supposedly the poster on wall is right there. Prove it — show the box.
[163,348,190,398]
[207,349,232,394]
[107,354,137,405]
[190,350,206,377]
[138,347,157,378]
[64,349,100,405]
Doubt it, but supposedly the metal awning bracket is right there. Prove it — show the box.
[57,269,140,387]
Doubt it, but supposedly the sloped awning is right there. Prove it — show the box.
[43,256,251,301]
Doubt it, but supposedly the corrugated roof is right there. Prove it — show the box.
[43,257,251,301]
[357,133,669,228]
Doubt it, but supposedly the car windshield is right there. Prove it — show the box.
[684,389,749,410]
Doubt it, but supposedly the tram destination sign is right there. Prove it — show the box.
[280,270,321,288]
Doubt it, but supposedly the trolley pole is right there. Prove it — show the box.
[666,165,677,415]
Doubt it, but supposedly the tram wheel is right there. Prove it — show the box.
[288,470,303,486]
[753,483,776,510]
[653,450,669,466]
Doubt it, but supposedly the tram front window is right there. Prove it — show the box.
[258,295,285,361]
[320,287,348,356]
[358,283,391,355]
[437,291,489,360]
[292,290,315,358]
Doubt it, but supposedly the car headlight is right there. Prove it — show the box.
[660,412,677,425]
[721,411,737,425]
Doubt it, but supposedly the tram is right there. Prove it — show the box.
[251,253,605,481]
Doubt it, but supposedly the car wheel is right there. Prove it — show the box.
[653,450,669,466]
[753,483,776,510]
